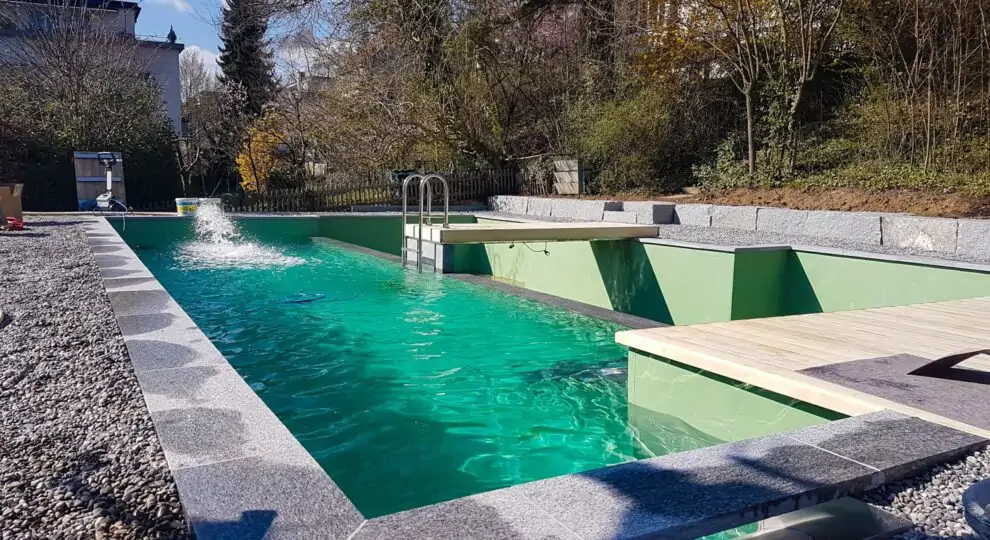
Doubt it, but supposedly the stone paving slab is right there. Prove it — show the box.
[602,210,639,224]
[786,409,987,483]
[517,432,880,540]
[957,219,990,258]
[355,488,579,540]
[171,443,363,540]
[711,205,758,231]
[674,204,713,226]
[882,215,958,253]
[757,208,883,245]
[550,199,620,221]
[622,201,675,224]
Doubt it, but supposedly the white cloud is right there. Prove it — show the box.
[182,45,222,75]
[148,0,194,13]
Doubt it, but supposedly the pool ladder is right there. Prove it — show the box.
[400,173,450,272]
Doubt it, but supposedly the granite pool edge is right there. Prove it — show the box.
[83,216,990,540]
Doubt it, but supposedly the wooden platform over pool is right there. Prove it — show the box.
[616,296,990,437]
[405,221,659,244]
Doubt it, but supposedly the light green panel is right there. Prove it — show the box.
[477,238,737,325]
[109,216,191,248]
[731,249,789,320]
[786,250,990,314]
[318,215,477,256]
[627,350,839,453]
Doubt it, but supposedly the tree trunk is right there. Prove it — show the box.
[745,91,756,174]
[787,82,807,171]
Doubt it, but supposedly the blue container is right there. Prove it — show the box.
[964,479,990,539]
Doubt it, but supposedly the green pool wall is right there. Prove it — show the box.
[456,237,990,325]
[628,350,842,450]
[317,215,477,256]
[459,239,740,325]
[785,249,990,314]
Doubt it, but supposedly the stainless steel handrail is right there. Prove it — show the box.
[400,173,424,267]
[417,174,450,271]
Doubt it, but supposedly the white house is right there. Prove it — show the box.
[0,0,185,131]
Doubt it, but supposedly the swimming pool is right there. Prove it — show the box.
[131,219,835,523]
[139,239,663,516]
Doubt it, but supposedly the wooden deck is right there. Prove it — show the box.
[406,221,659,244]
[616,296,990,436]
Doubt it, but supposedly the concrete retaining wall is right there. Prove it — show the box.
[487,195,989,257]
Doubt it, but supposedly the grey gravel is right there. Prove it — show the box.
[859,446,990,540]
[649,223,990,265]
[0,218,190,539]
[485,211,990,266]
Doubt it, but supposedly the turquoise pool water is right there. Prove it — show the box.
[136,238,744,523]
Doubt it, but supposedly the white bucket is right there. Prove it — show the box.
[175,198,199,216]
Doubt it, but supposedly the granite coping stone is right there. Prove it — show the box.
[881,215,958,253]
[82,217,988,540]
[137,364,305,469]
[673,204,713,226]
[957,219,990,258]
[171,442,363,540]
[602,210,640,224]
[621,201,675,224]
[355,488,581,540]
[514,432,882,540]
[108,289,182,317]
[711,205,758,231]
[786,409,988,483]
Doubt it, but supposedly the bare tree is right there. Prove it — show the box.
[773,0,843,168]
[687,0,772,174]
[180,47,218,102]
[0,0,166,148]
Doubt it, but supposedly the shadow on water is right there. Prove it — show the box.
[591,240,672,325]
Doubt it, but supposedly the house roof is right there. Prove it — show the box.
[10,0,142,21]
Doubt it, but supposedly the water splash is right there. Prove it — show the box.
[174,201,306,269]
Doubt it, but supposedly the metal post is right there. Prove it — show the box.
[401,173,424,267]
[423,173,450,228]
[417,177,434,272]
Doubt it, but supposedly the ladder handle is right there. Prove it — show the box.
[401,174,424,267]
[422,173,450,228]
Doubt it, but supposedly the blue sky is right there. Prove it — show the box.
[137,0,224,73]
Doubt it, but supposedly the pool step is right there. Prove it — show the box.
[402,236,443,272]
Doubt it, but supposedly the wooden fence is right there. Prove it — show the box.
[135,168,519,213]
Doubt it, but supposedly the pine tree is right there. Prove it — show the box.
[216,0,275,117]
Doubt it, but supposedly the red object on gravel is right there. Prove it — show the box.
[5,217,24,231]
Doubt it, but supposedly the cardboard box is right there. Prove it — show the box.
[0,184,24,221]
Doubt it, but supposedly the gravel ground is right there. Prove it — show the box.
[485,211,990,266]
[860,447,990,540]
[0,218,189,540]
